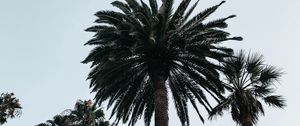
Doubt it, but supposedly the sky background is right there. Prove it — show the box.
[0,0,298,125]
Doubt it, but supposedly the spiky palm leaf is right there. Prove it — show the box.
[83,0,242,126]
[209,51,285,126]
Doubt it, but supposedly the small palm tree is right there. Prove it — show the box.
[0,93,22,125]
[209,51,285,126]
[83,0,242,126]
[69,100,109,126]
[36,100,109,126]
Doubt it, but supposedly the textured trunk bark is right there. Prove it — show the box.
[240,112,253,126]
[153,75,168,126]
[241,118,253,126]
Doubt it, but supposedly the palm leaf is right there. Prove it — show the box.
[182,1,226,30]
[111,1,132,14]
[263,95,285,108]
[148,0,158,15]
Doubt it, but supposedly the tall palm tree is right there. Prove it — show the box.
[36,100,110,126]
[0,93,22,125]
[83,0,242,126]
[209,51,285,126]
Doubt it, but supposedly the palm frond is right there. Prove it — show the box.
[169,0,191,29]
[246,52,264,81]
[148,0,158,15]
[169,71,189,125]
[111,1,132,14]
[203,15,236,29]
[182,1,226,30]
[209,97,232,119]
[263,95,285,108]
[182,0,200,23]
[259,65,282,85]
[94,11,125,26]
[251,85,274,97]
[144,97,154,126]
[125,0,142,13]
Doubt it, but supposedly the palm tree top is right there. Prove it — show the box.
[209,50,285,126]
[36,99,110,126]
[222,50,283,90]
[83,0,242,125]
[0,92,22,125]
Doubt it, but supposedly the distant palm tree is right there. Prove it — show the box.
[38,115,71,126]
[209,51,285,126]
[83,0,242,126]
[0,93,22,125]
[36,100,109,126]
[68,100,109,126]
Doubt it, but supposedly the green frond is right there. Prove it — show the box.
[263,95,286,108]
[81,46,111,64]
[252,85,274,97]
[230,103,240,124]
[186,92,205,123]
[111,1,131,15]
[144,98,154,126]
[209,97,232,119]
[246,52,264,80]
[203,15,236,29]
[85,25,114,32]
[182,1,226,30]
[94,11,125,26]
[125,0,142,13]
[169,71,189,125]
[148,0,158,15]
[256,100,265,115]
[259,65,282,85]
[169,0,191,29]
[182,0,200,23]
[140,0,152,21]
[229,36,243,41]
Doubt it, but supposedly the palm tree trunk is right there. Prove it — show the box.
[240,113,253,126]
[153,75,168,126]
[241,119,253,126]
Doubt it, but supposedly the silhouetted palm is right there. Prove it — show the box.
[0,93,22,125]
[68,100,109,126]
[36,100,109,126]
[209,51,285,126]
[45,115,71,126]
[83,0,242,126]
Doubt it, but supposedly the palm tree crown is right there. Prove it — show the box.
[0,93,22,125]
[36,100,110,126]
[209,51,285,126]
[83,0,242,126]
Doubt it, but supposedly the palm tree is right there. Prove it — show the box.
[36,100,110,126]
[0,93,22,125]
[68,100,109,126]
[209,51,285,126]
[83,0,242,126]
[40,115,71,126]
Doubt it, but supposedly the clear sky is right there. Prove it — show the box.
[0,0,298,126]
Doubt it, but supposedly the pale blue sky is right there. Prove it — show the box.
[0,0,298,126]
